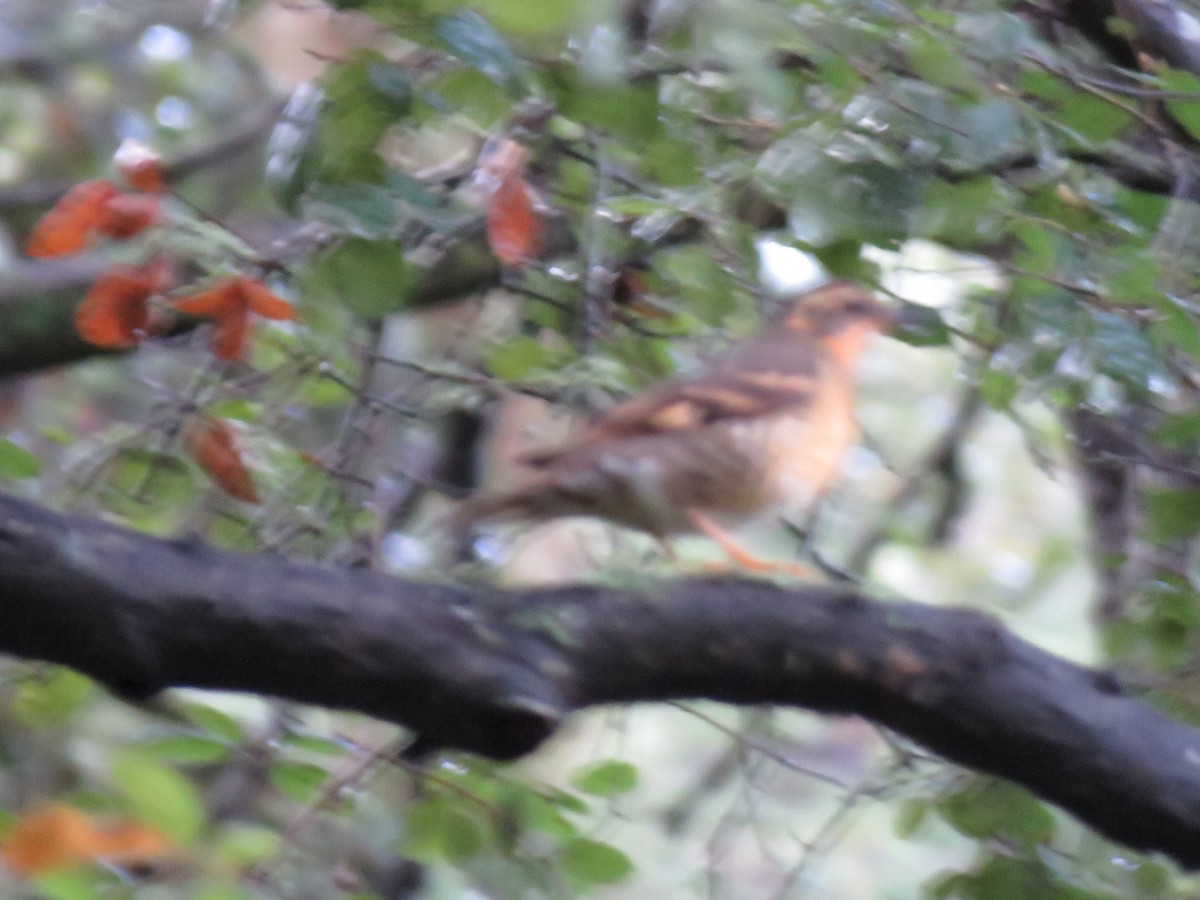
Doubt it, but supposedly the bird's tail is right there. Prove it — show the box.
[448,488,538,529]
[441,484,552,563]
[445,475,597,536]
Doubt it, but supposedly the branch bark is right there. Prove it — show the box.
[2,493,1200,867]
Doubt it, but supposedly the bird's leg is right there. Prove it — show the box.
[687,510,812,578]
[655,535,679,565]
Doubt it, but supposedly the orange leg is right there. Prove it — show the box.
[687,510,812,578]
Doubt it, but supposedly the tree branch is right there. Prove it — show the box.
[1,493,1199,866]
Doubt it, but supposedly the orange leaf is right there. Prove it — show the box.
[97,194,160,239]
[477,136,529,184]
[3,805,95,875]
[211,307,251,360]
[2,804,174,877]
[114,138,168,193]
[172,280,241,318]
[174,277,292,360]
[487,174,542,267]
[184,417,260,502]
[141,256,179,294]
[75,265,161,348]
[238,278,295,320]
[89,822,173,864]
[26,179,119,258]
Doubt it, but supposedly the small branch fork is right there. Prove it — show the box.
[1,494,1200,866]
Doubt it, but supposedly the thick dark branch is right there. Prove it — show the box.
[1,492,1200,867]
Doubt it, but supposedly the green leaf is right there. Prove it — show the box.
[470,0,579,35]
[318,51,413,183]
[1163,70,1200,142]
[109,752,206,843]
[641,136,702,186]
[302,182,401,238]
[1142,577,1200,670]
[496,783,576,839]
[310,237,415,319]
[13,667,92,726]
[906,32,978,94]
[284,733,350,756]
[936,778,1055,846]
[427,67,511,125]
[894,304,949,347]
[970,857,1057,899]
[366,59,414,118]
[303,172,468,239]
[194,885,256,900]
[439,809,484,862]
[548,787,589,814]
[921,178,1014,247]
[1116,187,1168,234]
[571,759,639,796]
[213,822,282,869]
[485,334,560,380]
[979,368,1018,409]
[1090,310,1161,390]
[1144,487,1200,542]
[205,399,260,423]
[437,11,528,94]
[325,51,412,119]
[1153,410,1200,448]
[98,449,195,522]
[549,66,661,143]
[135,734,232,765]
[1011,222,1056,275]
[951,100,1025,168]
[179,701,246,743]
[403,800,445,862]
[893,799,929,838]
[956,12,1031,61]
[403,799,485,863]
[653,244,736,321]
[270,760,330,804]
[31,868,111,900]
[1150,297,1200,359]
[0,437,40,479]
[788,160,919,249]
[1056,94,1132,144]
[1106,251,1159,304]
[560,838,633,885]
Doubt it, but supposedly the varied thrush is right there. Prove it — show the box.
[454,281,896,572]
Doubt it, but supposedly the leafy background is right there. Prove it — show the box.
[0,0,1199,896]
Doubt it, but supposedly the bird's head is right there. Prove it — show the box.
[773,281,896,368]
[776,281,893,335]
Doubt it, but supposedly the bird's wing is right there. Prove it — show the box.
[521,338,822,468]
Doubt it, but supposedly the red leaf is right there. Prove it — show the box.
[26,179,119,258]
[487,174,542,267]
[114,138,168,193]
[97,194,160,239]
[237,278,295,320]
[184,417,260,502]
[75,264,163,348]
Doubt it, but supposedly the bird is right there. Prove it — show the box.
[452,281,895,573]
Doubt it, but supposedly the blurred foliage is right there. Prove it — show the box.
[4,0,1200,897]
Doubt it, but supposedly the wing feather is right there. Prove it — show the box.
[521,339,821,468]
